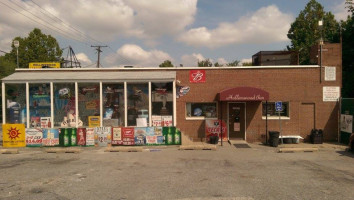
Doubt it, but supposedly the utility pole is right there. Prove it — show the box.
[91,45,107,68]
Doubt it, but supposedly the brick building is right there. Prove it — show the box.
[1,43,341,144]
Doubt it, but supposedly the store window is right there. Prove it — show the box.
[29,83,51,128]
[186,102,217,119]
[127,83,149,126]
[54,83,76,127]
[78,83,100,127]
[262,102,289,117]
[151,82,173,126]
[102,83,125,127]
[5,84,26,126]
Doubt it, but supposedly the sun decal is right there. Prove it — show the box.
[7,127,21,140]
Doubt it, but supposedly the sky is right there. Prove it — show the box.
[0,0,351,68]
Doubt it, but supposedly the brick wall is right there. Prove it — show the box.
[176,44,341,142]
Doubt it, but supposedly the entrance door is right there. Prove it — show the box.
[300,103,315,140]
[228,103,245,139]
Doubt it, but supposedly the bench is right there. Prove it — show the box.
[279,135,303,144]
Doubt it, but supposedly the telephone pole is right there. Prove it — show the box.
[91,45,107,68]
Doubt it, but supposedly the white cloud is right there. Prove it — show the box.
[76,53,93,67]
[241,58,252,65]
[216,58,228,65]
[332,0,351,21]
[179,5,293,48]
[181,53,205,67]
[104,44,173,67]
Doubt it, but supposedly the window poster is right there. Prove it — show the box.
[77,128,86,146]
[162,116,173,127]
[86,128,95,146]
[94,127,111,147]
[122,127,135,145]
[152,115,162,127]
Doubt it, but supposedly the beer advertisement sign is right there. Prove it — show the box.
[26,128,43,147]
[205,119,227,141]
[2,124,26,147]
[189,70,206,83]
[111,127,123,145]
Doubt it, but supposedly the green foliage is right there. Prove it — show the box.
[341,14,354,97]
[5,28,62,68]
[242,62,252,66]
[198,59,213,67]
[0,56,16,79]
[159,60,174,67]
[226,60,240,66]
[214,62,223,67]
[287,0,340,64]
[346,0,354,14]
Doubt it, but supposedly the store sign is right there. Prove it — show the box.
[323,87,340,102]
[325,66,336,81]
[219,87,269,102]
[205,119,227,141]
[2,124,26,147]
[189,70,206,83]
[29,62,60,68]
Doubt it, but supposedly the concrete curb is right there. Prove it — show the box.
[278,147,318,153]
[179,145,217,151]
[45,148,81,153]
[1,148,19,154]
[104,147,143,152]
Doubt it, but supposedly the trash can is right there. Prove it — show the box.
[311,129,323,144]
[268,131,280,147]
[209,135,219,144]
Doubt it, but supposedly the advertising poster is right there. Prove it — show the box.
[341,115,353,133]
[157,136,164,144]
[40,117,51,128]
[2,124,26,147]
[111,127,123,146]
[86,128,95,146]
[88,116,100,127]
[146,136,157,145]
[162,127,176,145]
[162,116,173,127]
[77,128,86,146]
[134,127,146,145]
[205,119,227,141]
[153,126,163,136]
[26,128,43,147]
[122,127,135,145]
[152,115,162,127]
[30,116,41,128]
[94,127,112,147]
[42,128,59,146]
[145,127,155,136]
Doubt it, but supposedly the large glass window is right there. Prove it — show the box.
[262,102,289,117]
[5,84,26,125]
[54,83,76,127]
[127,83,149,126]
[29,83,51,128]
[151,82,173,126]
[102,83,125,127]
[78,83,100,127]
[186,102,217,119]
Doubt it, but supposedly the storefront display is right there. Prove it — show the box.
[6,84,26,125]
[29,84,51,125]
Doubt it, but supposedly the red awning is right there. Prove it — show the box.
[218,87,269,101]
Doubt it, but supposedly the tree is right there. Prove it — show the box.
[287,0,340,64]
[242,62,252,66]
[214,62,223,67]
[198,59,213,67]
[0,56,16,79]
[226,60,240,66]
[159,60,174,67]
[5,28,62,68]
[341,3,354,97]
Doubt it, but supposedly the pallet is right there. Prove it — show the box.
[278,147,318,153]
[179,145,217,151]
[45,148,81,153]
[104,147,143,152]
[0,149,19,154]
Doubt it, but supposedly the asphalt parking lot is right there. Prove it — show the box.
[0,142,353,200]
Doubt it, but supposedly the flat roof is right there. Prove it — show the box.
[2,71,176,83]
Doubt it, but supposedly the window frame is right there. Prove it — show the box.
[185,102,218,120]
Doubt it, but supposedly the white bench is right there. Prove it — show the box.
[279,135,304,144]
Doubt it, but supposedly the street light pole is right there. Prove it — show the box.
[14,40,19,68]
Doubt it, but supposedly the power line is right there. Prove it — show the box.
[27,0,105,46]
[1,1,90,46]
[91,45,107,68]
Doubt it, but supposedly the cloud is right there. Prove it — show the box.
[178,5,293,48]
[332,0,351,21]
[241,58,252,65]
[104,44,173,67]
[76,53,93,67]
[181,53,205,67]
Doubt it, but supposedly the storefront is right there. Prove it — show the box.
[1,44,342,145]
